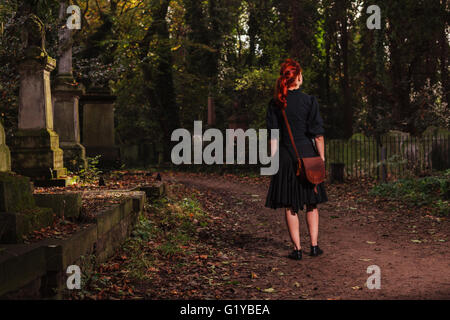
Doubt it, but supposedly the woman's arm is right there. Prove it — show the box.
[314,135,325,162]
[270,138,278,158]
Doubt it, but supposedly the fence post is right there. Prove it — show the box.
[376,135,387,182]
[380,145,387,182]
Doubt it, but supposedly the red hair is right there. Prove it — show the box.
[274,58,302,109]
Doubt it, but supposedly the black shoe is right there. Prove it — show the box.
[309,245,323,257]
[288,249,302,260]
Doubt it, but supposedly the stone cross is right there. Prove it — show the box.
[57,0,73,76]
[52,0,87,171]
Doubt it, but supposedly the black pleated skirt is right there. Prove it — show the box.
[265,143,328,213]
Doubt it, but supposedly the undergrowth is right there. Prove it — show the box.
[72,189,210,299]
[369,169,450,216]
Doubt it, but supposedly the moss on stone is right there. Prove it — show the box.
[0,172,35,212]
[0,207,54,243]
[20,207,54,236]
[33,193,81,220]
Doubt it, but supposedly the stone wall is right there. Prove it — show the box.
[0,191,146,299]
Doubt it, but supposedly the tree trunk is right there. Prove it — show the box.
[441,0,449,108]
[140,1,180,162]
[338,1,353,138]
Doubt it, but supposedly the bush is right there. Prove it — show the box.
[78,155,103,185]
[369,169,450,215]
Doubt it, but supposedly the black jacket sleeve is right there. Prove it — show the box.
[306,96,325,138]
[266,99,280,131]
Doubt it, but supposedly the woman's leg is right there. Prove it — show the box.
[285,207,301,250]
[305,205,319,246]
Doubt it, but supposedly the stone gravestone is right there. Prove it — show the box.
[10,14,68,186]
[0,122,54,243]
[81,88,119,167]
[0,123,11,172]
[52,1,87,172]
[423,126,450,171]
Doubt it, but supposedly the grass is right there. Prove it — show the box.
[122,194,208,279]
[368,169,450,216]
[69,190,210,299]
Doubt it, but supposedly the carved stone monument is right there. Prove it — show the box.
[52,1,87,172]
[10,14,68,185]
[0,122,54,243]
[81,87,119,166]
[0,123,11,172]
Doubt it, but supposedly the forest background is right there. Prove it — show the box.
[0,0,448,161]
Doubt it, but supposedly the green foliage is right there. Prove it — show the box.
[326,137,379,176]
[0,0,60,134]
[66,254,98,299]
[369,170,450,216]
[1,0,448,162]
[78,156,103,185]
[233,64,279,129]
[118,194,209,280]
[375,154,408,174]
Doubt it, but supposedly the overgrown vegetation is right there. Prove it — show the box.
[369,169,450,216]
[70,191,210,299]
[1,1,448,156]
[125,195,209,277]
[78,155,103,185]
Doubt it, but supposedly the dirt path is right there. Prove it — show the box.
[165,171,450,299]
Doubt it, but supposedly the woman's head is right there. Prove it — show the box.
[274,58,303,109]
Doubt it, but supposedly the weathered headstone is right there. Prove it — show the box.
[422,126,450,138]
[0,123,11,172]
[0,123,54,243]
[423,127,450,171]
[120,144,139,167]
[81,88,119,166]
[52,1,87,172]
[381,130,410,154]
[10,14,67,185]
[401,138,421,172]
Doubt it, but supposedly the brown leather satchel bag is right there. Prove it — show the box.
[280,108,326,194]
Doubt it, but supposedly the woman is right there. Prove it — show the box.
[265,58,328,261]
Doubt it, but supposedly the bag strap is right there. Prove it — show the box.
[281,108,302,176]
